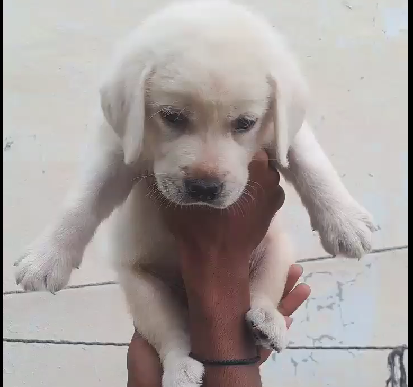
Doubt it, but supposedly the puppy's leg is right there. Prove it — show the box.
[119,268,204,387]
[15,131,135,292]
[247,224,294,353]
[281,121,377,258]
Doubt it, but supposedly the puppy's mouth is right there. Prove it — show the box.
[155,176,233,208]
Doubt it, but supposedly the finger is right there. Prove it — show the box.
[252,150,269,164]
[268,159,279,172]
[258,347,272,366]
[267,185,285,214]
[261,149,281,185]
[266,166,281,187]
[248,151,269,180]
[282,264,303,299]
[285,316,293,328]
[249,151,281,192]
[278,283,311,317]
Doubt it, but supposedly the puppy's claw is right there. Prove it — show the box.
[271,343,283,353]
[14,256,24,267]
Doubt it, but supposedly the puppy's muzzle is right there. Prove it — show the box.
[184,178,223,202]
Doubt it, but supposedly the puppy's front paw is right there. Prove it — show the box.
[312,201,378,259]
[246,305,287,353]
[14,241,79,293]
[163,354,204,387]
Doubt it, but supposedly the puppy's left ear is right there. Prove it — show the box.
[268,62,309,168]
[100,64,151,165]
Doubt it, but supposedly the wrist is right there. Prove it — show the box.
[189,307,257,360]
[180,248,251,291]
[186,279,256,359]
[179,242,257,358]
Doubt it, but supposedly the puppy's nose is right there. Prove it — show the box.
[184,178,223,202]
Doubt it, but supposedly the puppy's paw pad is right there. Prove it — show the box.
[246,306,287,353]
[163,355,204,387]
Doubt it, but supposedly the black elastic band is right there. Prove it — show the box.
[189,352,261,366]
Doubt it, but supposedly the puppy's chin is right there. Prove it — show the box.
[156,184,242,209]
[158,190,230,209]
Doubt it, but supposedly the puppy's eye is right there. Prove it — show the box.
[233,116,257,133]
[159,108,189,129]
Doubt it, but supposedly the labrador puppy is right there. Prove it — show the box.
[15,1,377,386]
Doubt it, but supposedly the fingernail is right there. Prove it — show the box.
[285,316,293,327]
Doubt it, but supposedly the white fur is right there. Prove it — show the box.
[15,2,376,386]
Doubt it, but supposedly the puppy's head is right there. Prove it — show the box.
[100,1,308,208]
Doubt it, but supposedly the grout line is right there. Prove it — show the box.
[297,244,408,263]
[3,281,118,296]
[52,280,118,290]
[287,345,408,350]
[3,338,129,346]
[4,244,408,296]
[3,338,407,351]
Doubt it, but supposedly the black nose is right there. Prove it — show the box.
[184,178,223,202]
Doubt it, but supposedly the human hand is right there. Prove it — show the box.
[160,150,284,259]
[144,150,288,387]
[158,150,284,278]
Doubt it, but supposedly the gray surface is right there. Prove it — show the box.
[3,343,128,387]
[3,343,408,387]
[3,250,408,348]
[3,0,408,386]
[261,349,408,387]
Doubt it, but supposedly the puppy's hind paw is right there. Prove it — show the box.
[162,354,204,387]
[246,305,287,353]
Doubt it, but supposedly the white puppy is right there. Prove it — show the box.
[15,1,377,386]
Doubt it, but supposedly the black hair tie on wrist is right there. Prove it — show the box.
[189,352,261,366]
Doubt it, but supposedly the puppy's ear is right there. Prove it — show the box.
[100,65,151,165]
[268,64,309,168]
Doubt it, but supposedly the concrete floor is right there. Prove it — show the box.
[3,0,408,386]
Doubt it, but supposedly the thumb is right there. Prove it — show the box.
[267,184,285,215]
[248,150,269,177]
